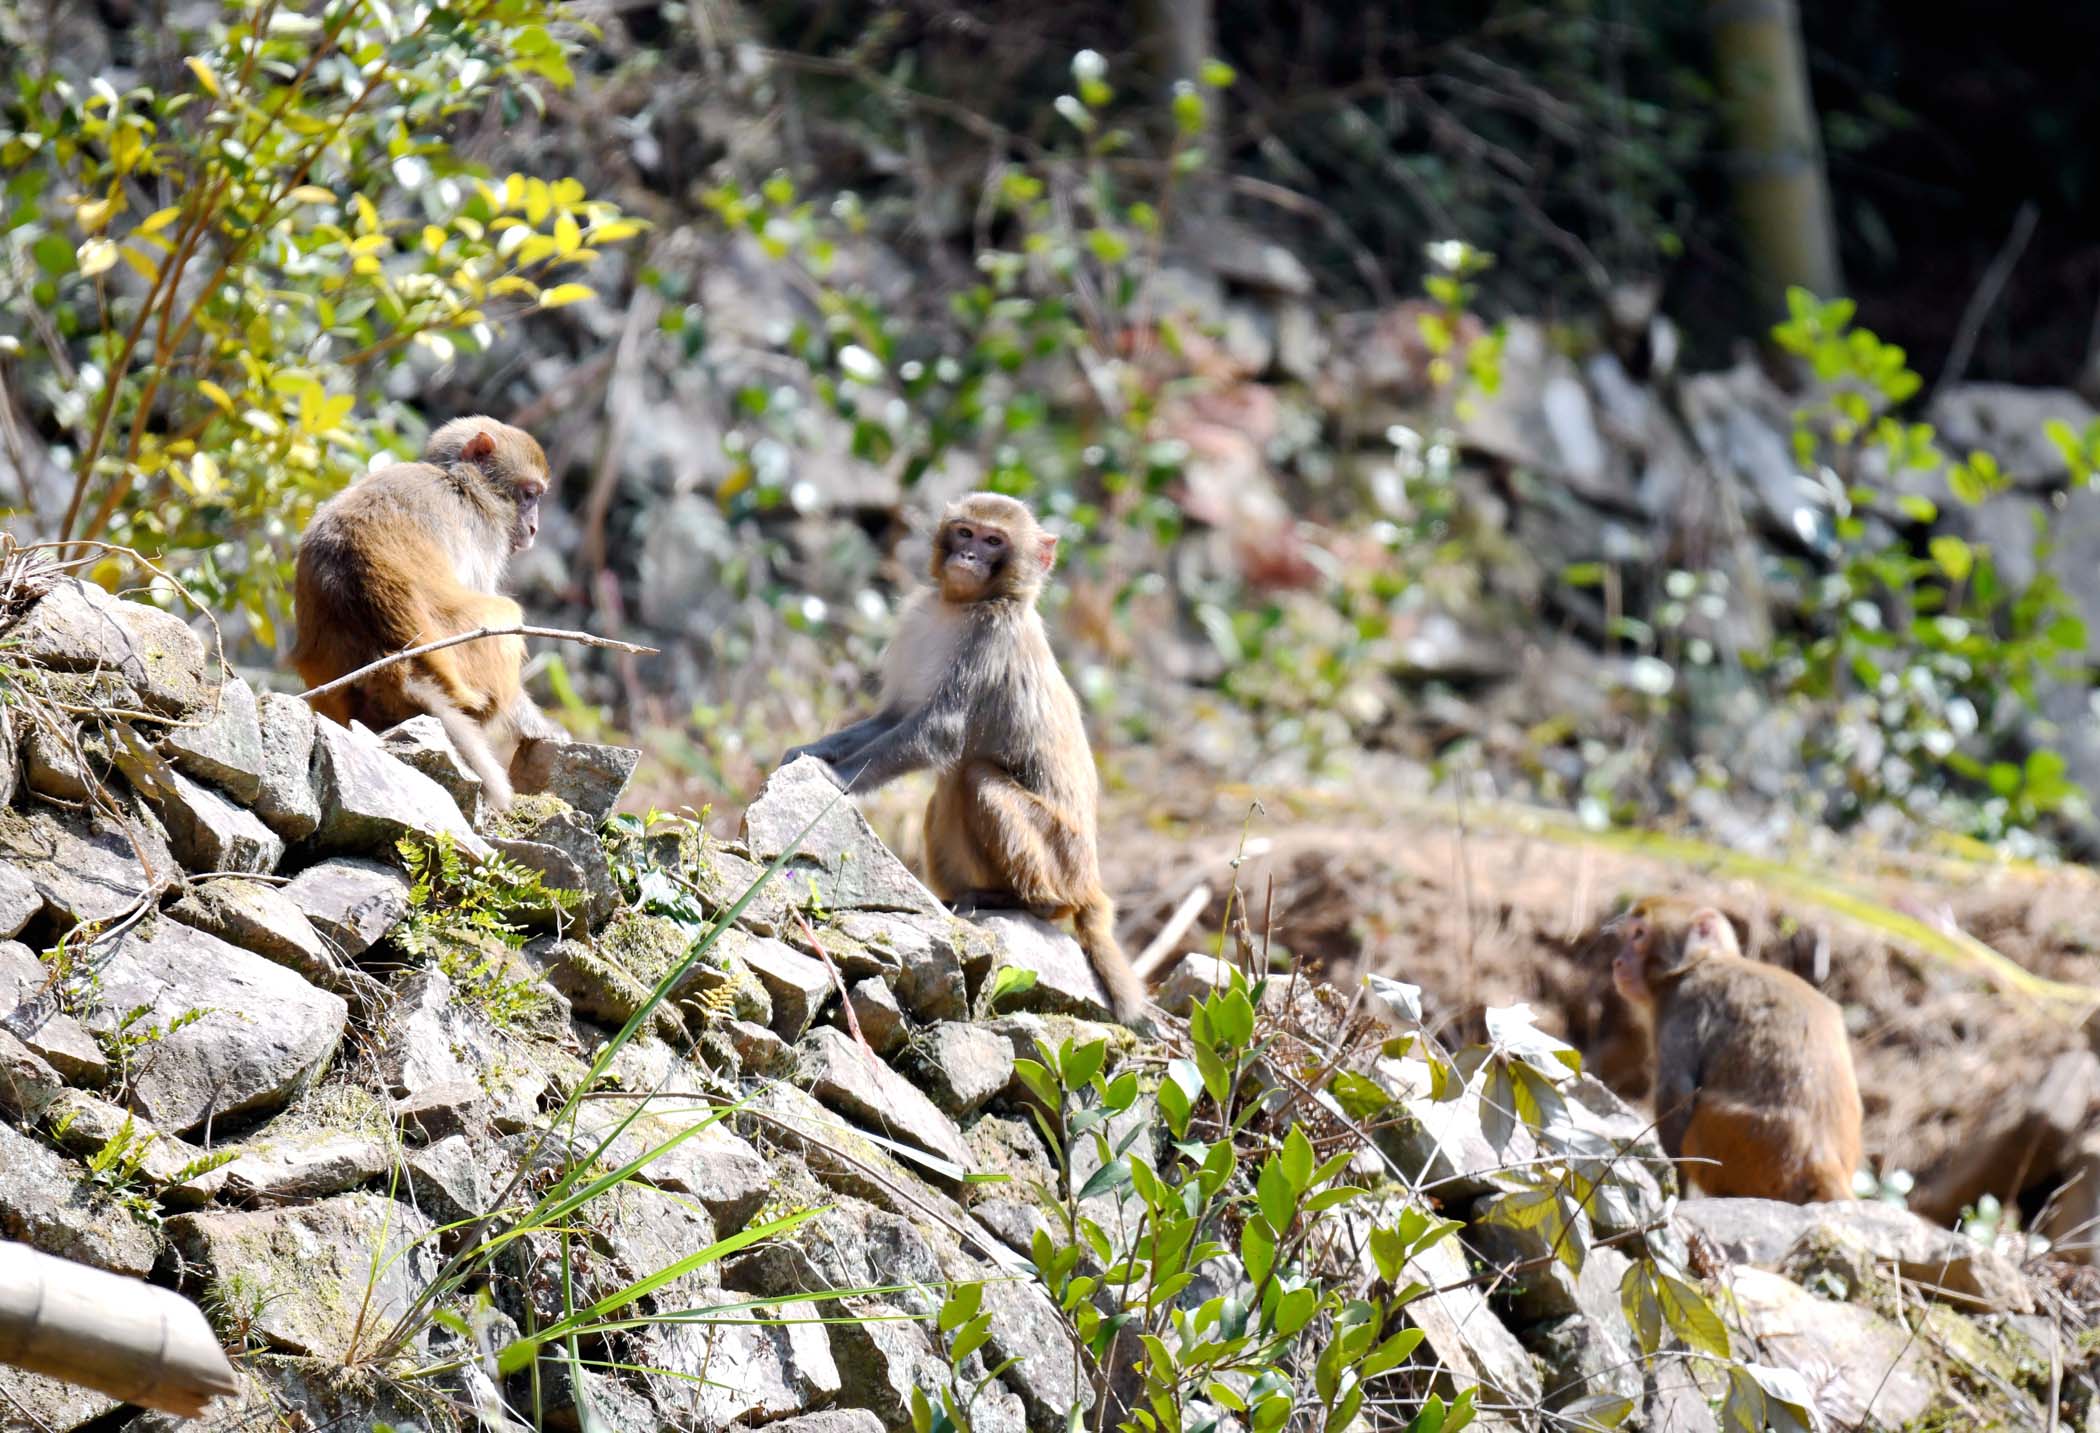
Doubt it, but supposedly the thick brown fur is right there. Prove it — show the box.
[290,416,561,812]
[784,494,1148,1027]
[1611,902,1862,1203]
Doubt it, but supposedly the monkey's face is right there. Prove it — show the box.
[937,517,1012,600]
[507,472,546,553]
[1611,916,1657,1005]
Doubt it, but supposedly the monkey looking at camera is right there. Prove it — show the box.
[785,493,1147,1026]
[291,416,564,814]
[1610,903,1862,1203]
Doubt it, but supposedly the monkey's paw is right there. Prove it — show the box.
[781,748,847,788]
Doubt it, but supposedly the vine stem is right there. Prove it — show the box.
[297,625,656,704]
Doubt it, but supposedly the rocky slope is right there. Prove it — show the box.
[0,570,2084,1433]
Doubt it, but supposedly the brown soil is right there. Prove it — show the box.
[1097,762,2100,1229]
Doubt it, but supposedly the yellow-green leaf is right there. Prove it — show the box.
[118,245,159,283]
[537,283,593,310]
[197,380,235,412]
[185,56,220,97]
[554,213,580,255]
[189,452,220,496]
[76,238,118,276]
[137,206,181,235]
[288,185,336,205]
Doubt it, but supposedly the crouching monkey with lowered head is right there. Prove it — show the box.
[1610,902,1862,1202]
[291,416,565,814]
[784,493,1147,1026]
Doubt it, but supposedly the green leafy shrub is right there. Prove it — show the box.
[0,0,637,645]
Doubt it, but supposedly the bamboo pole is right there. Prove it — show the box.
[0,1241,239,1417]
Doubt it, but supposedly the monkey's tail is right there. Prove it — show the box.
[1075,896,1150,1030]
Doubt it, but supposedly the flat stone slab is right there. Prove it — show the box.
[220,1130,393,1204]
[168,1193,438,1358]
[161,674,263,803]
[309,718,489,859]
[0,803,177,928]
[168,877,347,991]
[511,738,640,822]
[968,911,1114,1021]
[252,691,321,842]
[796,1025,971,1176]
[74,919,347,1135]
[283,857,410,961]
[741,758,945,916]
[0,940,105,1083]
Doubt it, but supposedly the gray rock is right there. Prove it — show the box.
[982,1277,1093,1433]
[252,691,321,841]
[75,919,348,1135]
[769,1412,887,1433]
[968,912,1115,1021]
[487,803,615,927]
[0,1028,64,1123]
[284,857,409,960]
[380,715,484,822]
[838,911,969,1022]
[832,1305,954,1427]
[641,1302,842,1427]
[510,738,640,822]
[586,1181,723,1310]
[847,977,906,1055]
[309,718,489,859]
[41,1088,229,1205]
[0,1367,118,1431]
[404,1133,504,1226]
[526,912,690,1038]
[168,1193,439,1357]
[161,674,262,802]
[724,1018,795,1076]
[741,758,945,916]
[1471,1210,1631,1325]
[1724,1266,1935,1428]
[23,725,96,801]
[0,803,176,928]
[1677,1197,2034,1313]
[12,579,209,719]
[1156,952,1243,1016]
[798,1026,972,1177]
[0,863,37,940]
[677,834,793,935]
[220,1130,393,1204]
[1371,1206,1542,1409]
[393,1080,486,1144]
[906,1022,1014,1119]
[570,1105,771,1230]
[139,765,284,875]
[1930,383,2097,485]
[168,877,346,991]
[374,970,551,1129]
[0,1121,160,1276]
[827,912,928,978]
[742,936,832,1040]
[0,939,105,1082]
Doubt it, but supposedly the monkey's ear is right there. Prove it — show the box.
[462,429,497,462]
[1036,533,1059,573]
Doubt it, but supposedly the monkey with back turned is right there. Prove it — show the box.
[1610,902,1862,1203]
[785,493,1148,1027]
[291,415,564,814]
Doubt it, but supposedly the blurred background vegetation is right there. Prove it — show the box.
[8,0,2100,863]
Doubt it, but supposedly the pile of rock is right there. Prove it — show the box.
[0,575,2069,1432]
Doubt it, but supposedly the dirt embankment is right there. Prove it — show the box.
[1098,766,2100,1232]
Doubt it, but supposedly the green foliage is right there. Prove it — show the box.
[1762,287,2088,836]
[395,832,574,1031]
[0,0,636,645]
[697,49,1210,544]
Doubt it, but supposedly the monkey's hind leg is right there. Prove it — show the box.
[1681,1100,1845,1203]
[953,761,1149,1027]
